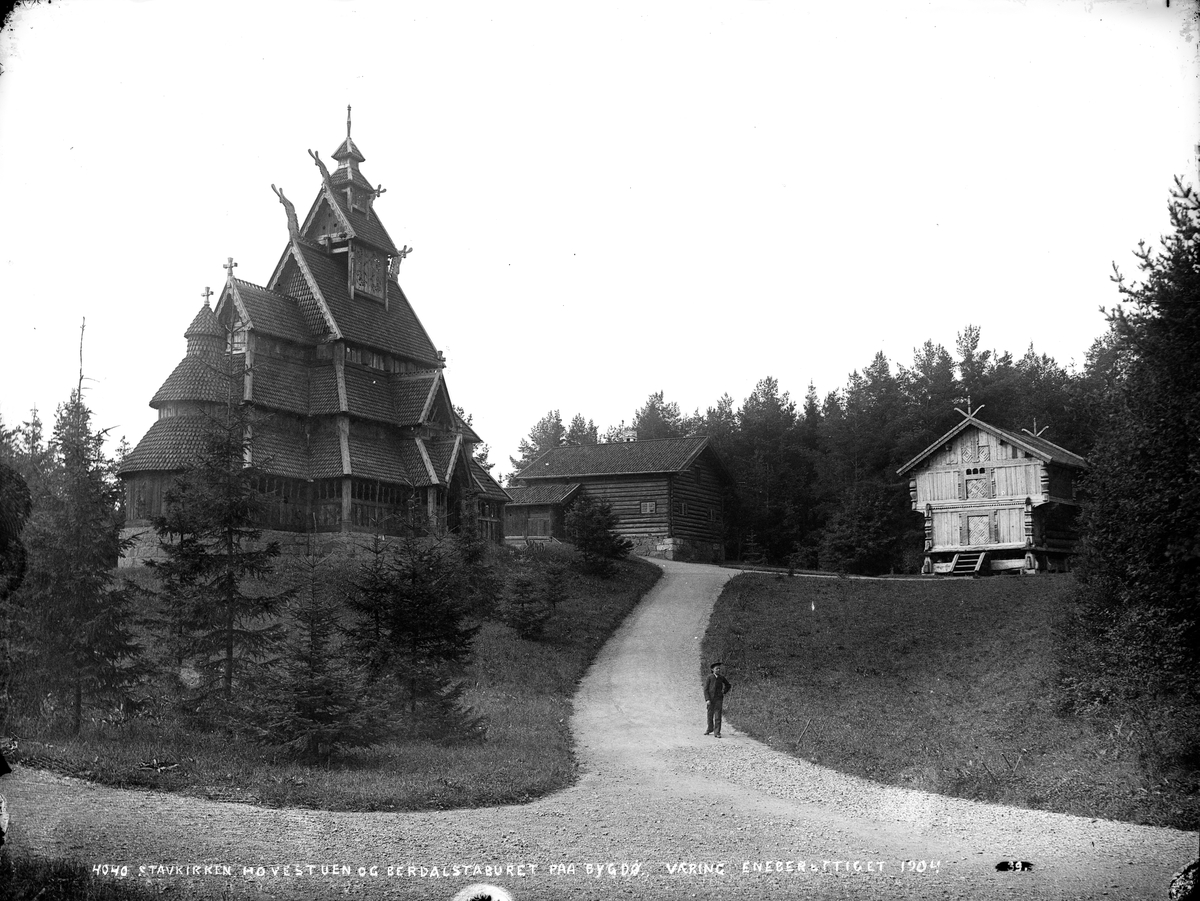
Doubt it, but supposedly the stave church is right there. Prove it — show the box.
[118,111,508,563]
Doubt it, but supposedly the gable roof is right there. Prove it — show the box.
[228,279,314,345]
[517,436,731,482]
[897,415,1088,476]
[469,458,511,502]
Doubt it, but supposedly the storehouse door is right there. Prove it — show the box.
[968,514,991,546]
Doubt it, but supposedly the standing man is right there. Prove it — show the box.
[704,661,732,738]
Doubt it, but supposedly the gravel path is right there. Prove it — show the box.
[7,559,1197,900]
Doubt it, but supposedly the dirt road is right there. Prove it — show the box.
[6,559,1196,899]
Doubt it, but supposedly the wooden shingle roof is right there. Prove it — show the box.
[896,416,1089,476]
[251,357,311,415]
[470,458,511,502]
[517,437,727,481]
[343,365,395,423]
[505,483,581,507]
[392,370,440,425]
[347,431,412,484]
[231,279,313,345]
[119,416,211,474]
[150,353,242,409]
[295,244,440,364]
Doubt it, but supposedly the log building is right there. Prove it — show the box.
[897,411,1087,575]
[507,436,733,562]
[118,111,508,563]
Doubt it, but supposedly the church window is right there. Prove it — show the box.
[640,501,656,515]
[227,316,247,353]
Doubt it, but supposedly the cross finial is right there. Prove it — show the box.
[223,257,237,280]
[347,105,352,138]
[374,183,387,200]
[201,286,213,306]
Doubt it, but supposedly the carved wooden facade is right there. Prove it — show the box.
[118,114,508,559]
[897,415,1087,575]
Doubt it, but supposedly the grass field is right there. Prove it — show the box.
[10,554,661,812]
[703,571,1199,830]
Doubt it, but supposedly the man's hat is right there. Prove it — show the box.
[711,661,723,669]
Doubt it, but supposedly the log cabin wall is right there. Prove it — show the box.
[668,452,725,544]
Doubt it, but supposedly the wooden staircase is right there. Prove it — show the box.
[950,551,986,577]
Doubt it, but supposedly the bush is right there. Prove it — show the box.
[564,494,632,576]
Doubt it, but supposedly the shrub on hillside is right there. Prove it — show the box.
[565,494,632,576]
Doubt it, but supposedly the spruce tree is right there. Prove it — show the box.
[15,390,141,734]
[247,554,392,763]
[152,389,291,710]
[0,462,32,729]
[564,494,632,576]
[1066,177,1200,763]
[348,537,482,740]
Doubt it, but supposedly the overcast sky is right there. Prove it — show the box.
[1,0,1197,480]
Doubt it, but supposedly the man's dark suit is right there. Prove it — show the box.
[704,671,732,737]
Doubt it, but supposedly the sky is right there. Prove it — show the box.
[1,0,1197,481]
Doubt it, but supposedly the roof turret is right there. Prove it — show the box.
[332,105,367,175]
[184,293,224,355]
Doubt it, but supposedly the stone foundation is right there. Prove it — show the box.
[628,534,724,564]
[119,525,377,568]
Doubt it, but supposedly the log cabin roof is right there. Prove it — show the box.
[504,483,582,507]
[897,415,1088,476]
[517,436,732,482]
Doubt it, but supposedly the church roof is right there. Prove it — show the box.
[293,244,439,362]
[470,458,511,503]
[332,134,366,165]
[150,353,243,408]
[392,370,440,425]
[122,115,495,501]
[184,303,222,339]
[348,431,412,484]
[250,357,312,415]
[119,416,211,473]
[230,279,314,345]
[425,435,460,484]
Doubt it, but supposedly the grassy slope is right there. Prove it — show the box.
[703,572,1197,830]
[10,556,661,812]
